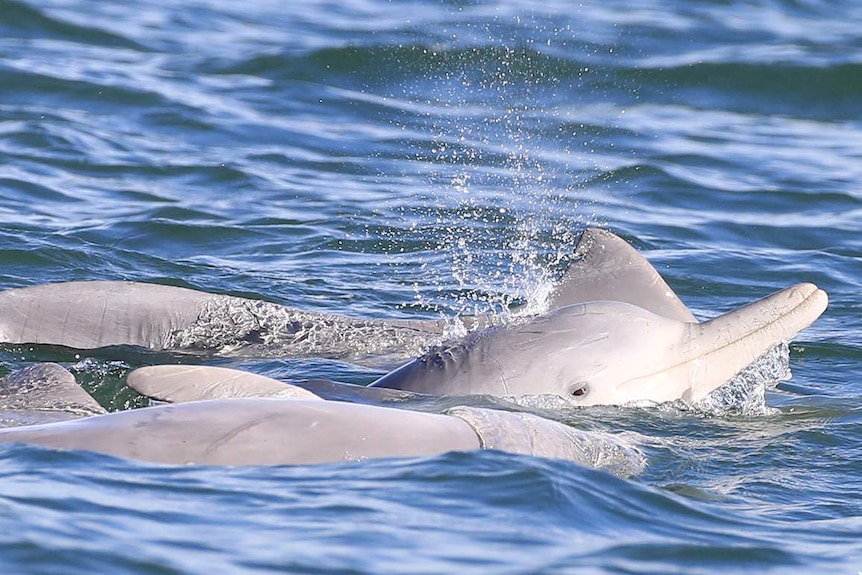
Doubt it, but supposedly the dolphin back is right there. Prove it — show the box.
[0,281,451,360]
[0,398,483,465]
[0,281,209,350]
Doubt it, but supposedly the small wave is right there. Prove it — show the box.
[0,0,142,49]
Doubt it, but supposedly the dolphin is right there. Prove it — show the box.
[0,280,449,363]
[371,282,826,406]
[0,364,643,475]
[364,228,828,406]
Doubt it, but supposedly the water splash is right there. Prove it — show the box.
[366,41,592,320]
[692,342,791,416]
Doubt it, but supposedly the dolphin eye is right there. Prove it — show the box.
[569,382,589,398]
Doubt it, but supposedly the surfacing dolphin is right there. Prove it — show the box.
[0,364,643,475]
[368,229,827,406]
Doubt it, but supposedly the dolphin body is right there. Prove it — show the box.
[0,281,450,363]
[0,364,643,475]
[0,363,105,427]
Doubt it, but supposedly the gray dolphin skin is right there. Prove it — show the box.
[0,364,643,475]
[0,363,106,427]
[0,280,448,362]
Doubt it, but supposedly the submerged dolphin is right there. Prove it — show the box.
[0,363,105,427]
[0,364,643,475]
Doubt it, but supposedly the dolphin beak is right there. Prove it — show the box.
[614,283,828,406]
[682,282,827,403]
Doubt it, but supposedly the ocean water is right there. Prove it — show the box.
[1,0,861,572]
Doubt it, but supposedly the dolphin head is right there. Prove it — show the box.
[373,282,827,407]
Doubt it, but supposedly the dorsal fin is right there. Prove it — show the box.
[549,228,697,322]
[0,363,105,416]
[127,365,322,403]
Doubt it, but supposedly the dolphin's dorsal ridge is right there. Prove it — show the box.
[550,228,697,322]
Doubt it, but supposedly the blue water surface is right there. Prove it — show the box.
[1,0,861,573]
